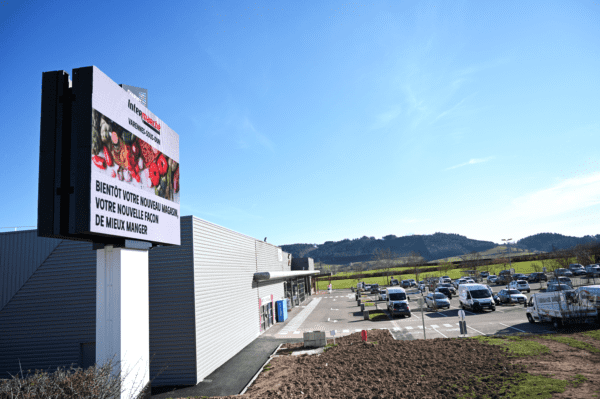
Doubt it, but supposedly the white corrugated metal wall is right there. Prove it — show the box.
[192,217,260,383]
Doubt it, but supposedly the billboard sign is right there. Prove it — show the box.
[38,66,180,246]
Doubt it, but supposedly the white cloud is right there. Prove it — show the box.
[508,172,600,220]
[445,156,494,170]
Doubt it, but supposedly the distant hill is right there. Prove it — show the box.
[281,232,600,265]
[514,233,600,252]
[281,233,498,265]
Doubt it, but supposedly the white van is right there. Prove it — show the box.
[386,287,411,318]
[458,283,496,312]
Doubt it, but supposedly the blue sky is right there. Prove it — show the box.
[1,0,599,247]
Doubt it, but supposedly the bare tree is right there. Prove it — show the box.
[372,248,398,285]
[573,243,595,266]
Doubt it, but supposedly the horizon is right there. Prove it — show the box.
[1,1,599,247]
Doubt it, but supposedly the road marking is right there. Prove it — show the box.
[393,327,400,331]
[331,308,339,311]
[405,326,414,330]
[443,324,453,328]
[418,326,423,329]
[431,324,440,329]
[279,331,287,335]
[355,329,361,332]
[293,331,300,334]
[343,329,349,333]
[499,322,526,332]
[431,326,447,338]
[280,298,322,334]
[333,320,338,323]
[466,325,486,335]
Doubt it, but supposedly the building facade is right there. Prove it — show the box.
[0,215,316,386]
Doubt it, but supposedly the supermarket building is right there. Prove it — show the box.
[0,215,318,386]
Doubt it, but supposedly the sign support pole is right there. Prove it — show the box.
[96,244,150,399]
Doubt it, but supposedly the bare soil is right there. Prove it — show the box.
[184,329,600,399]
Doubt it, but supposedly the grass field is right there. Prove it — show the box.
[315,256,579,291]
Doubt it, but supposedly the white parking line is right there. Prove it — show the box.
[466,325,486,335]
[343,329,349,333]
[293,331,300,334]
[499,322,526,333]
[355,329,361,332]
[443,324,453,328]
[431,326,448,338]
[406,326,414,330]
[431,324,440,329]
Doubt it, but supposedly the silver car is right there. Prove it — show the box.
[425,292,451,310]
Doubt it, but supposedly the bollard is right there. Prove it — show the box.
[360,304,365,312]
[363,309,370,320]
[357,299,361,306]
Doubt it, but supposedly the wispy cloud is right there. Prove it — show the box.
[508,172,600,220]
[371,105,402,129]
[237,117,275,152]
[445,156,494,170]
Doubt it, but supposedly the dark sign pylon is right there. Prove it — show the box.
[39,66,181,398]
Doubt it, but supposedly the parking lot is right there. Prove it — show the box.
[264,279,600,341]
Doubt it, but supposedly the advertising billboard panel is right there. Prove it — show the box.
[38,66,180,246]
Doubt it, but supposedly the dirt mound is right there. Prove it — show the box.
[233,330,524,399]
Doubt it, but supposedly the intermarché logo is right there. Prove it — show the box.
[128,99,161,134]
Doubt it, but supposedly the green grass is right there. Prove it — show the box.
[317,255,583,290]
[541,335,600,353]
[582,329,600,341]
[503,373,569,398]
[367,310,387,320]
[470,335,550,357]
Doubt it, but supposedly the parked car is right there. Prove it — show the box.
[585,265,600,277]
[508,280,531,293]
[528,272,548,283]
[434,287,453,300]
[568,263,587,276]
[437,283,456,295]
[491,292,502,305]
[407,279,417,287]
[555,268,574,277]
[487,275,498,284]
[378,289,388,301]
[546,283,574,293]
[370,284,380,294]
[512,273,528,281]
[390,278,399,286]
[425,292,451,310]
[386,287,411,318]
[549,277,573,287]
[453,278,467,289]
[418,281,426,291]
[497,270,513,285]
[497,289,527,304]
[480,271,490,279]
[401,280,411,289]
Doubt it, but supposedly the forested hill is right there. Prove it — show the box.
[281,233,498,264]
[281,232,600,265]
[515,233,600,252]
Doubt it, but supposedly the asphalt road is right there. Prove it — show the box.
[265,286,564,341]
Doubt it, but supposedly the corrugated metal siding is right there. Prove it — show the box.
[256,241,282,273]
[148,216,196,386]
[192,216,259,383]
[0,230,62,311]
[0,239,96,377]
[257,280,285,303]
